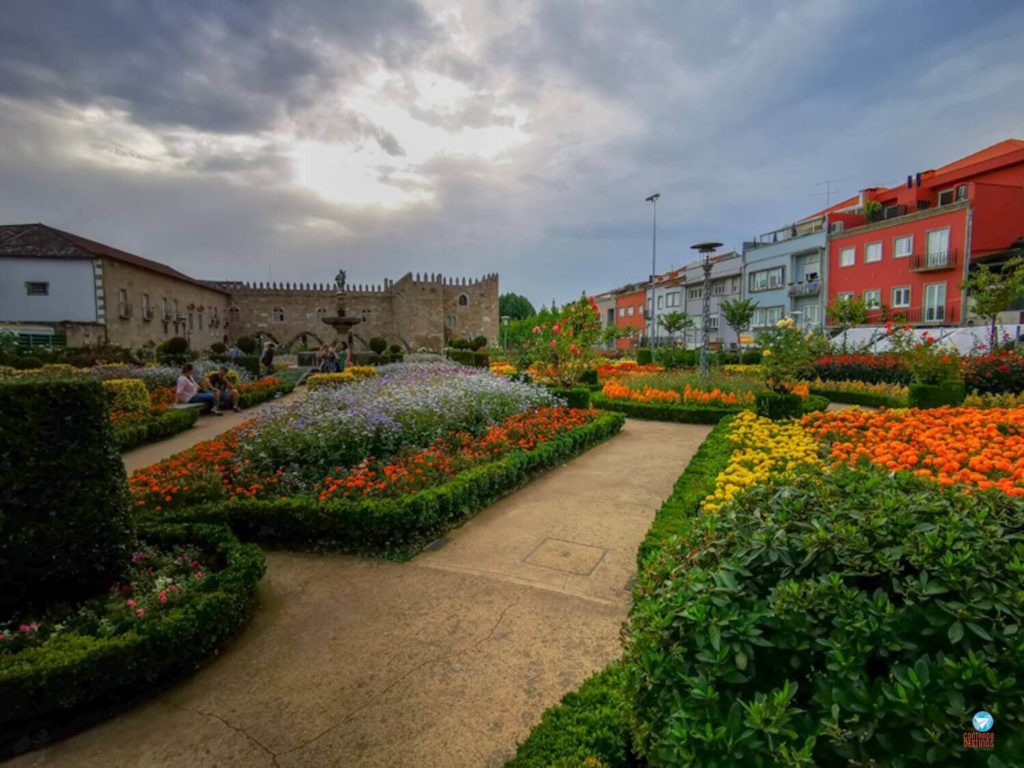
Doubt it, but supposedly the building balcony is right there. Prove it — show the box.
[751,216,825,247]
[910,249,959,272]
[788,280,821,297]
[852,303,961,326]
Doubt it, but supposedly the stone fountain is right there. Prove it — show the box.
[320,268,362,344]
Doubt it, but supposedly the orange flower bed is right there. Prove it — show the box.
[601,381,753,407]
[596,362,664,378]
[803,406,1024,497]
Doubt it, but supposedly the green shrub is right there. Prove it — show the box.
[470,335,488,351]
[233,354,261,378]
[754,391,803,420]
[12,356,42,370]
[800,394,830,414]
[506,664,631,768]
[389,343,403,355]
[549,387,592,409]
[908,381,966,409]
[448,336,471,350]
[740,349,762,365]
[369,337,388,355]
[448,349,475,366]
[0,522,264,758]
[578,369,599,386]
[235,336,258,355]
[148,413,626,558]
[113,408,199,452]
[209,342,227,355]
[653,348,697,369]
[102,378,150,416]
[156,336,190,364]
[472,351,490,368]
[592,393,739,424]
[636,348,654,366]
[626,466,1024,765]
[0,378,134,617]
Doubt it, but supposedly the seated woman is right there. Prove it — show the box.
[176,363,221,415]
[206,366,241,412]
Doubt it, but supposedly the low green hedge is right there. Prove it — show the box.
[809,387,905,408]
[238,380,294,409]
[592,393,741,424]
[800,393,830,414]
[548,386,592,409]
[114,408,199,452]
[148,411,626,558]
[626,466,1024,765]
[0,521,265,759]
[506,664,631,768]
[908,380,966,409]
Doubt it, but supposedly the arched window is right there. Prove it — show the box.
[360,308,372,321]
[228,305,240,322]
[273,307,285,322]
[316,307,327,319]
[458,293,469,307]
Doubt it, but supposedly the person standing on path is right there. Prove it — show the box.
[260,341,277,377]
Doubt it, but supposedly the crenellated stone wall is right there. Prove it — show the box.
[206,271,499,352]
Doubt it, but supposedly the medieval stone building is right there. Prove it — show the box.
[0,223,499,352]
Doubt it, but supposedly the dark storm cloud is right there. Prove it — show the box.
[0,0,434,134]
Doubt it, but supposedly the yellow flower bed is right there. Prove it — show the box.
[490,361,516,376]
[103,378,151,415]
[703,411,820,513]
[964,391,1024,408]
[810,378,909,398]
[722,364,762,375]
[306,366,378,390]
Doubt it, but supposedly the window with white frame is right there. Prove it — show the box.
[924,283,947,322]
[938,188,955,206]
[752,306,785,328]
[688,286,703,300]
[666,291,680,307]
[708,315,719,330]
[863,289,881,309]
[894,235,913,258]
[657,295,664,309]
[836,291,855,302]
[730,276,740,293]
[712,280,727,296]
[892,286,911,308]
[802,304,821,325]
[839,247,855,267]
[618,307,625,317]
[748,266,785,292]
[627,306,634,317]
[865,242,882,263]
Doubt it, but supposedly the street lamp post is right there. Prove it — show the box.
[691,241,723,375]
[500,315,510,349]
[645,193,660,349]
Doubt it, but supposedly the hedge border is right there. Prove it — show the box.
[238,380,294,409]
[809,386,905,409]
[506,418,736,766]
[114,408,199,452]
[592,393,740,424]
[145,411,626,559]
[0,521,265,759]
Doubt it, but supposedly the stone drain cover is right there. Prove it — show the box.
[523,537,607,575]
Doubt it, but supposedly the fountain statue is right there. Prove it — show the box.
[321,267,361,342]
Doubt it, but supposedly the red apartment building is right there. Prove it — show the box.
[826,139,1024,326]
[614,283,647,349]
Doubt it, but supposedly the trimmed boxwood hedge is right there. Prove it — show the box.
[0,521,265,759]
[809,386,905,409]
[0,377,134,617]
[592,393,742,424]
[507,418,736,767]
[238,379,294,409]
[548,386,592,409]
[147,412,626,559]
[114,408,199,451]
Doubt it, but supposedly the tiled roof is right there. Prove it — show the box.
[0,223,228,294]
[933,138,1024,176]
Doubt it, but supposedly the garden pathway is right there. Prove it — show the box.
[15,418,709,768]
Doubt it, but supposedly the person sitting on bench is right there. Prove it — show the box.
[176,363,221,415]
[206,366,241,412]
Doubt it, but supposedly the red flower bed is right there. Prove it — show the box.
[964,352,1024,394]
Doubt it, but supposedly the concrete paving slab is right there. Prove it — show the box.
[13,418,711,768]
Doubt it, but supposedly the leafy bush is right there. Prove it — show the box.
[209,342,227,355]
[636,348,654,366]
[235,336,258,354]
[626,465,1024,766]
[102,378,150,416]
[506,664,631,768]
[592,393,740,424]
[12,356,42,370]
[549,387,592,409]
[908,381,966,409]
[233,354,261,378]
[156,337,190,364]
[813,354,910,385]
[389,343,403,355]
[0,378,134,617]
[964,352,1024,394]
[369,337,388,355]
[470,335,488,351]
[754,391,803,420]
[448,349,475,366]
[0,522,264,758]
[473,351,490,368]
[740,349,763,365]
[113,408,199,452]
[448,336,471,350]
[654,348,697,369]
[578,369,599,386]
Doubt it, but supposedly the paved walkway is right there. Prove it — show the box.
[15,419,710,768]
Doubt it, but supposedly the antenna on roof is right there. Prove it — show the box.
[810,178,845,208]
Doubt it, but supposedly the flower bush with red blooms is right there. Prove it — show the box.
[812,353,910,385]
[883,323,962,385]
[964,351,1024,394]
[528,295,603,387]
[238,375,283,397]
[317,407,597,501]
[129,430,249,510]
[0,544,207,654]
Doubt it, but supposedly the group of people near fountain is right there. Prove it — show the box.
[315,342,350,373]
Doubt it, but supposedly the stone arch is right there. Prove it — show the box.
[457,293,469,307]
[283,331,325,352]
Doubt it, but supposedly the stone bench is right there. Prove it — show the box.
[172,402,207,411]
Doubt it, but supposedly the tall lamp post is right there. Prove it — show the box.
[645,193,660,348]
[691,241,723,375]
[500,315,510,349]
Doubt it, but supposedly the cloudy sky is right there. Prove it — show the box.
[1,0,1022,306]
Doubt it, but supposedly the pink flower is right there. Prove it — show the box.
[549,340,557,348]
[194,571,203,579]
[126,599,136,609]
[169,585,179,593]
[132,552,144,563]
[552,323,562,334]
[532,326,541,334]
[158,591,168,604]
[135,608,145,618]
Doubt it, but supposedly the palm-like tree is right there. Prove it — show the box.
[658,311,694,344]
[721,298,757,347]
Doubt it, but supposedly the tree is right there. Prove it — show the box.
[527,293,602,387]
[962,256,1024,350]
[499,292,537,321]
[826,297,868,353]
[657,310,694,340]
[721,298,757,346]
